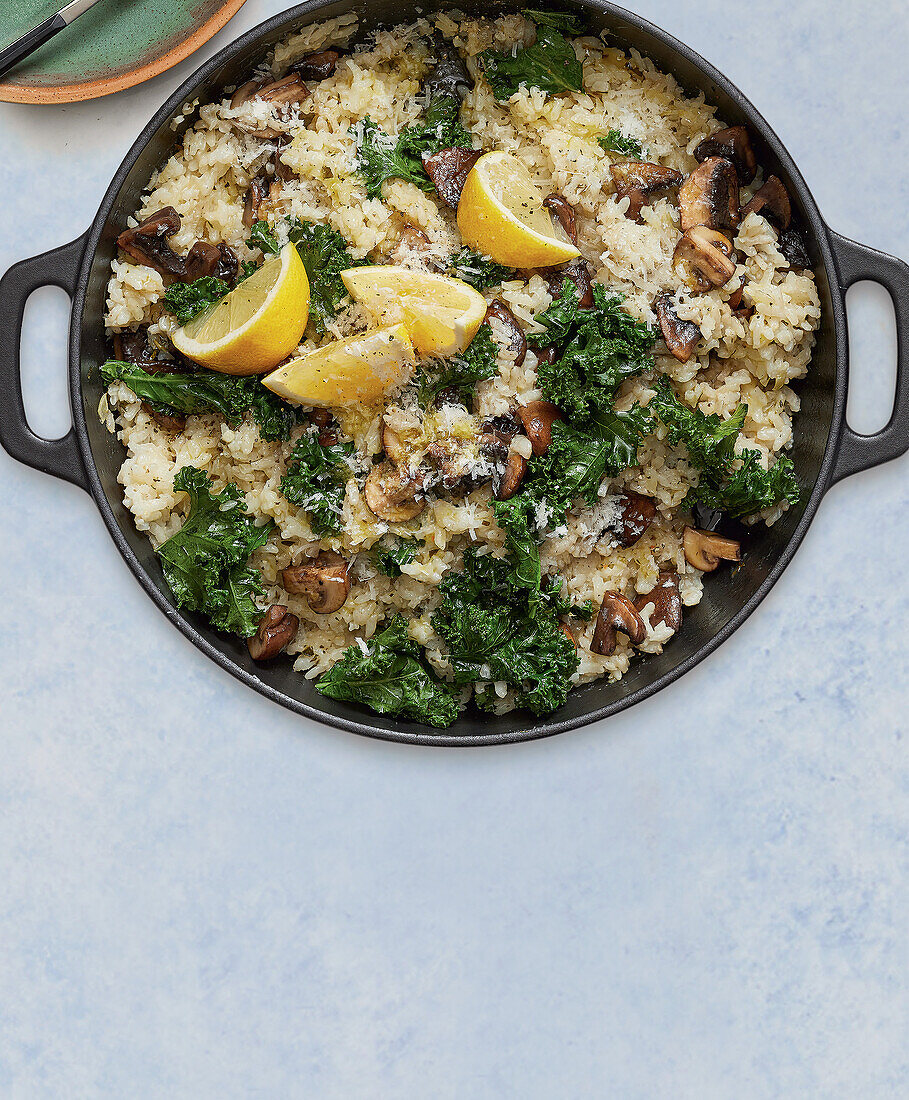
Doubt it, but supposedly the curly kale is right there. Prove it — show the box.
[163,276,230,324]
[417,324,498,408]
[648,378,800,517]
[316,615,461,728]
[521,9,585,34]
[597,130,646,159]
[156,466,272,637]
[100,361,299,442]
[371,537,419,577]
[448,248,516,290]
[480,23,583,101]
[433,548,579,716]
[249,219,280,255]
[279,433,353,537]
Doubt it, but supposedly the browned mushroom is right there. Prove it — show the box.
[653,292,702,363]
[364,461,426,522]
[494,451,528,501]
[422,146,482,208]
[247,605,299,660]
[291,49,340,81]
[610,160,684,222]
[243,174,270,228]
[148,408,187,432]
[272,139,296,182]
[518,401,563,456]
[543,193,578,246]
[183,241,239,284]
[740,175,791,230]
[591,592,647,655]
[538,258,594,308]
[634,571,682,632]
[485,300,527,367]
[282,551,351,614]
[308,407,339,446]
[399,224,431,251]
[613,491,657,547]
[381,420,408,464]
[534,345,557,367]
[682,526,742,572]
[778,227,810,270]
[679,157,740,232]
[230,74,308,138]
[116,208,186,277]
[727,285,754,321]
[673,227,737,293]
[693,126,756,185]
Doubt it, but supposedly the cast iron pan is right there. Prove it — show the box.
[1,1,907,745]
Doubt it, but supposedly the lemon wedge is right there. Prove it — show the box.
[262,324,416,407]
[341,266,488,359]
[456,151,581,268]
[171,243,310,375]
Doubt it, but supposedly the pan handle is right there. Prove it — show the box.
[0,234,90,492]
[829,231,909,484]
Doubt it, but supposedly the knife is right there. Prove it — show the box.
[0,0,104,81]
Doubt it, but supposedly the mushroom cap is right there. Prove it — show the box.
[682,526,742,572]
[282,552,351,614]
[673,227,737,294]
[247,605,299,661]
[517,400,563,456]
[634,571,682,632]
[679,156,740,232]
[591,592,647,655]
[364,462,426,523]
[653,293,702,363]
[694,126,757,185]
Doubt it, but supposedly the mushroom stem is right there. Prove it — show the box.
[247,605,299,660]
[591,593,647,656]
[282,552,351,614]
[682,526,742,572]
[517,401,563,456]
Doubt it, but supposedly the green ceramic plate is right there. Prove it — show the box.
[0,0,247,103]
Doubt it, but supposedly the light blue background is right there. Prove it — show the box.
[1,2,907,1096]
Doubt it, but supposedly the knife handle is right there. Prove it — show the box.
[0,13,67,81]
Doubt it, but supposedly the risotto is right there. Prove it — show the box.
[100,10,820,727]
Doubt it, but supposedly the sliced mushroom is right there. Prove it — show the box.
[634,571,682,631]
[673,227,737,293]
[727,284,754,321]
[399,224,431,251]
[494,451,528,501]
[364,461,426,522]
[518,401,563,456]
[230,78,266,110]
[693,126,756,185]
[282,552,351,614]
[591,592,647,656]
[613,491,657,547]
[740,175,791,230]
[653,292,701,363]
[147,407,187,432]
[272,139,296,182]
[543,193,578,246]
[679,157,740,232]
[183,241,238,284]
[116,208,185,277]
[381,420,408,464]
[538,258,594,308]
[534,345,558,367]
[230,74,308,138]
[291,49,340,81]
[485,300,527,367]
[682,526,742,572]
[257,73,308,106]
[610,161,684,222]
[778,228,810,270]
[243,174,270,228]
[422,146,482,208]
[247,605,299,660]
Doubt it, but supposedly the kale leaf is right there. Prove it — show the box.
[287,219,363,333]
[480,24,583,101]
[157,466,272,637]
[249,219,280,254]
[448,248,516,289]
[597,129,646,159]
[521,9,585,35]
[530,282,657,420]
[316,615,462,728]
[371,537,419,577]
[100,360,299,442]
[163,276,230,324]
[417,323,498,407]
[280,432,353,536]
[648,378,800,517]
[433,548,578,715]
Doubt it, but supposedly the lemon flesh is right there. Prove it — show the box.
[262,324,416,407]
[457,151,581,268]
[171,243,310,375]
[341,266,488,359]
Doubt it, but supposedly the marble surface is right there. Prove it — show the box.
[1,2,907,1096]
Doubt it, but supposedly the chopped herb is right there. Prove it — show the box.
[280,432,353,536]
[480,24,583,101]
[371,537,419,576]
[433,548,579,715]
[449,248,515,289]
[249,219,280,255]
[316,615,461,728]
[597,129,646,159]
[648,378,800,517]
[417,323,498,408]
[521,9,585,34]
[530,282,658,420]
[163,276,230,324]
[157,466,272,637]
[100,360,299,441]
